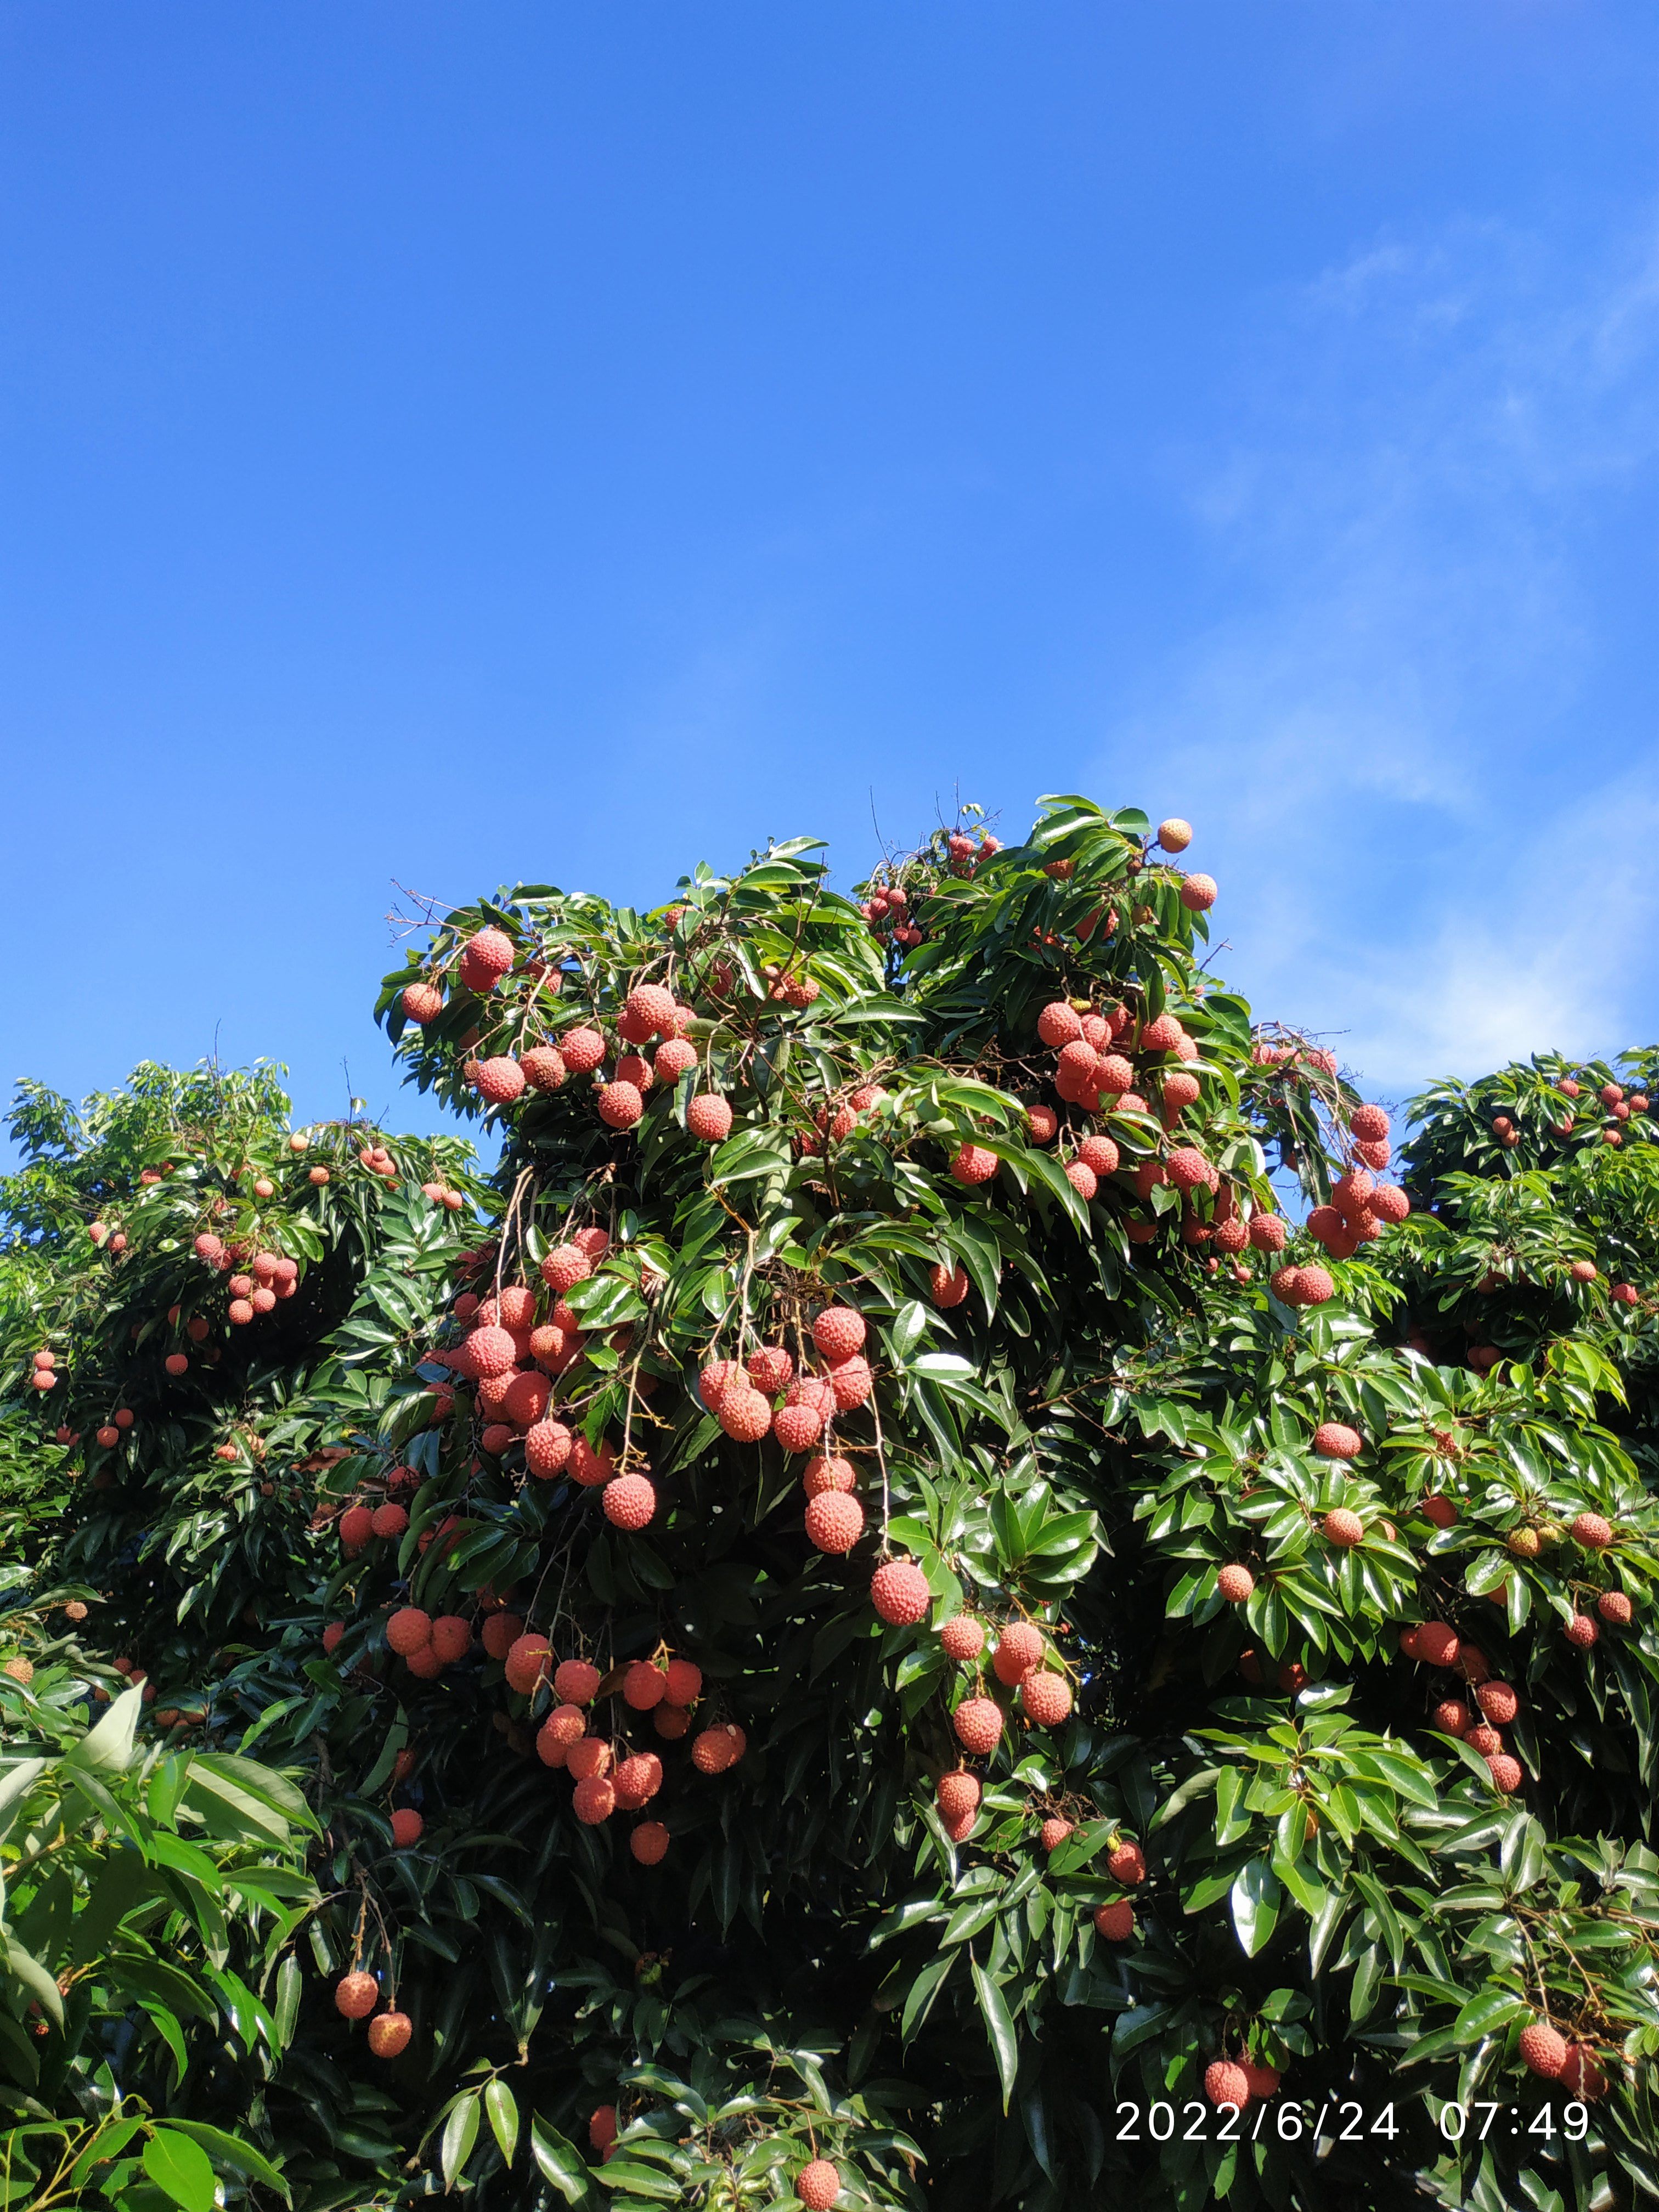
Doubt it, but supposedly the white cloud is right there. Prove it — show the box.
[1096,208,1659,1101]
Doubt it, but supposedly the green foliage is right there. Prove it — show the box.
[2,806,1657,2209]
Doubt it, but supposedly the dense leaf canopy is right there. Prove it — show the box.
[2,797,1657,2212]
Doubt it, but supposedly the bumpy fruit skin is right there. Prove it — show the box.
[335,1970,379,2019]
[803,1455,856,1498]
[663,1657,702,1705]
[930,1260,970,1307]
[465,1325,519,1380]
[603,1475,657,1530]
[827,1356,872,1410]
[687,1093,733,1143]
[504,1634,553,1692]
[1519,2022,1568,2079]
[554,1658,601,1705]
[1040,1816,1074,1852]
[367,2010,412,2058]
[936,1769,981,1822]
[953,1697,1003,1754]
[1241,2060,1281,2100]
[1217,1564,1254,1604]
[1249,1214,1287,1252]
[1420,1494,1458,1529]
[1204,2061,1249,2108]
[940,1616,985,1661]
[1313,1422,1362,1460]
[1571,1511,1613,1549]
[573,1776,616,1824]
[567,1738,612,1781]
[1026,1103,1058,1143]
[526,1420,574,1478]
[623,1661,668,1711]
[1093,1900,1135,1941]
[1476,1680,1519,1724]
[1431,1699,1470,1737]
[387,1607,433,1656]
[371,1502,409,1539]
[992,1623,1045,1684]
[598,1081,645,1130]
[613,1752,664,1808]
[1350,1103,1390,1142]
[390,1808,424,1848]
[950,1142,999,1186]
[1566,1613,1599,1649]
[691,1723,745,1774]
[811,1307,866,1362]
[1416,1622,1460,1669]
[1156,817,1193,852]
[589,2106,617,2152]
[1487,1752,1523,1793]
[1322,1508,1364,1549]
[473,1056,526,1104]
[1107,1839,1146,1884]
[630,1820,670,1865]
[805,1490,865,1554]
[1064,1159,1098,1201]
[1598,1589,1633,1626]
[1020,1670,1073,1726]
[871,1559,931,1626]
[1037,1001,1083,1048]
[774,1401,828,1453]
[719,1386,774,1443]
[796,2162,842,2211]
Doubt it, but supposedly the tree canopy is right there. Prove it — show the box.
[2,796,1656,2212]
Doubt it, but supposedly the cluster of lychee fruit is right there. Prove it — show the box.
[698,1308,873,1505]
[928,1616,1076,1840]
[190,1233,301,1330]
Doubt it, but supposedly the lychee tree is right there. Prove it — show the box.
[4,799,1659,2212]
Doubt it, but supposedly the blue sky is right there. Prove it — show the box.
[2,3,1655,1155]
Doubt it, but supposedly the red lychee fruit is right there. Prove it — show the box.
[630,1820,670,1864]
[335,1970,379,2018]
[390,1808,424,1848]
[468,1057,521,1107]
[691,1722,745,1774]
[1487,1752,1523,1792]
[654,1038,697,1084]
[1241,2061,1281,2099]
[602,1474,656,1530]
[366,2010,412,2058]
[809,1307,866,1364]
[803,1455,856,1498]
[950,1142,999,1186]
[827,1356,872,1410]
[1519,2022,1567,2079]
[504,1634,552,1693]
[1020,1670,1073,1726]
[1464,1723,1502,1757]
[796,2161,841,2211]
[1093,1900,1135,1940]
[371,1503,409,1540]
[1165,1147,1211,1192]
[1094,1053,1135,1095]
[930,1260,970,1307]
[566,1738,613,1781]
[718,1385,774,1442]
[570,1439,616,1487]
[400,979,444,1025]
[163,1352,188,1376]
[686,1092,733,1143]
[1040,1816,1074,1852]
[623,1661,667,1711]
[554,1658,601,1705]
[1026,1103,1058,1143]
[1249,1214,1286,1252]
[992,1623,1045,1684]
[1064,1159,1097,1201]
[936,1769,981,1822]
[1312,1422,1362,1460]
[1108,1838,1146,1883]
[338,1504,374,1551]
[1156,817,1193,852]
[1350,1104,1390,1143]
[464,1325,519,1380]
[871,1558,931,1626]
[589,2106,617,2152]
[1217,1564,1254,1604]
[1420,1494,1458,1528]
[430,1616,471,1664]
[1598,1589,1633,1626]
[597,1081,644,1130]
[663,1657,702,1705]
[1559,2045,1608,2099]
[1431,1699,1470,1737]
[461,927,515,984]
[1566,1613,1599,1649]
[953,1697,1002,1754]
[387,1607,433,1656]
[1322,1508,1364,1548]
[525,1420,574,1479]
[805,1490,864,1553]
[1476,1680,1518,1724]
[1205,2061,1249,2108]
[613,1752,664,1809]
[520,1046,567,1092]
[1416,1622,1460,1668]
[1571,1511,1613,1549]
[939,1616,985,1662]
[573,1776,616,1824]
[1037,1001,1084,1048]
[557,1027,606,1074]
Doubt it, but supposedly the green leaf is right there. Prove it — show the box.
[141,2129,217,2212]
[486,2078,520,2167]
[970,1955,1019,2110]
[530,2117,595,2203]
[442,2092,481,2187]
[1229,1858,1282,1958]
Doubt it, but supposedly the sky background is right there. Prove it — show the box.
[2,2,1655,1159]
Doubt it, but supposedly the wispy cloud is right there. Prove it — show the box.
[1101,210,1659,1104]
